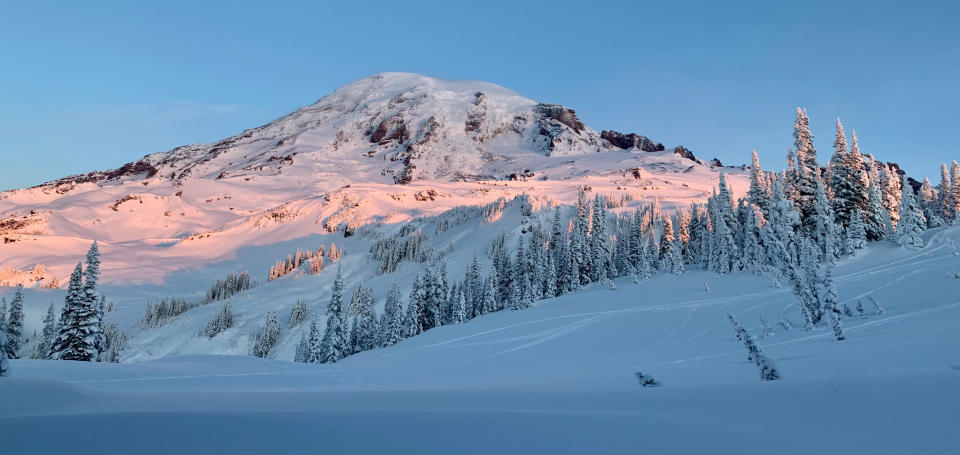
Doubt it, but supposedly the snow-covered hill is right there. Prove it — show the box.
[3,225,959,454]
[0,73,745,285]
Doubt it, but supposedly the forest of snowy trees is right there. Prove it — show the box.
[288,107,960,366]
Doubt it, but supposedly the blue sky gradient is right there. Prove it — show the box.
[1,0,958,190]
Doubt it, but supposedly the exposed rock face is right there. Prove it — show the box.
[672,145,696,161]
[533,103,585,134]
[600,131,664,153]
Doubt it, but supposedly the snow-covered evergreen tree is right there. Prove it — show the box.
[589,194,611,282]
[727,314,781,380]
[348,286,379,353]
[919,177,945,228]
[818,266,845,341]
[50,263,102,361]
[829,119,867,229]
[5,284,24,358]
[289,299,309,328]
[937,162,956,223]
[658,214,676,272]
[403,300,421,338]
[741,203,767,274]
[844,209,868,254]
[864,176,890,241]
[792,107,820,231]
[880,165,902,230]
[32,302,57,359]
[748,150,771,215]
[950,161,960,223]
[481,274,498,314]
[449,283,467,325]
[294,332,309,363]
[0,324,8,377]
[305,319,322,363]
[813,180,843,264]
[379,283,405,346]
[465,253,483,318]
[319,267,349,363]
[251,311,280,358]
[571,188,592,285]
[201,303,235,338]
[83,241,106,356]
[897,178,926,250]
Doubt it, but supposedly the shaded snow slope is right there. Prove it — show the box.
[0,73,745,285]
[3,226,959,454]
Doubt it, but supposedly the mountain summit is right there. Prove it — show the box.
[0,73,741,284]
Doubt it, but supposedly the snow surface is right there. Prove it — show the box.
[3,226,959,454]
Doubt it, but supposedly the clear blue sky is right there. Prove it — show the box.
[1,0,958,190]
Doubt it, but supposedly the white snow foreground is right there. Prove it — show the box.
[2,226,960,454]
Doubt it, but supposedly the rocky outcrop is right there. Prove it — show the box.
[600,131,664,153]
[534,104,585,134]
[672,145,696,161]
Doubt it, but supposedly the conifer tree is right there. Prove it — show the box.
[748,150,771,215]
[251,311,280,358]
[32,303,57,359]
[465,254,483,318]
[544,254,558,298]
[727,314,781,380]
[5,284,24,358]
[289,300,309,328]
[306,319,322,363]
[83,241,105,356]
[897,179,926,250]
[481,275,498,314]
[950,161,960,222]
[844,209,868,254]
[659,214,676,271]
[589,194,611,282]
[50,263,101,361]
[937,163,955,223]
[830,119,867,228]
[349,286,379,353]
[380,283,405,346]
[920,177,944,228]
[741,204,767,274]
[818,265,845,341]
[864,177,889,241]
[0,324,8,377]
[571,188,592,285]
[880,165,903,230]
[403,300,421,338]
[792,107,820,231]
[294,332,309,363]
[449,284,467,325]
[319,267,349,363]
[813,180,842,263]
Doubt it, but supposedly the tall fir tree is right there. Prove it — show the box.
[748,150,771,216]
[589,194,611,282]
[379,283,405,347]
[844,209,868,254]
[306,319,322,363]
[792,107,820,231]
[32,303,57,360]
[51,263,101,361]
[5,284,24,358]
[813,180,843,264]
[0,322,8,377]
[571,188,592,285]
[864,177,890,241]
[829,119,867,228]
[919,177,944,228]
[897,179,927,250]
[319,267,349,363]
[349,286,379,353]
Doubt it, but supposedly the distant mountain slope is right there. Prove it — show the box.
[0,73,746,284]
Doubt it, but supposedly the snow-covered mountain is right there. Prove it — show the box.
[0,72,746,285]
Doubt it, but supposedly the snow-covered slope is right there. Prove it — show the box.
[3,226,959,454]
[0,73,744,285]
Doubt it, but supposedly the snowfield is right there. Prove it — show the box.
[3,225,959,454]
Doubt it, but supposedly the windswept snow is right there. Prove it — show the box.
[2,226,959,454]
